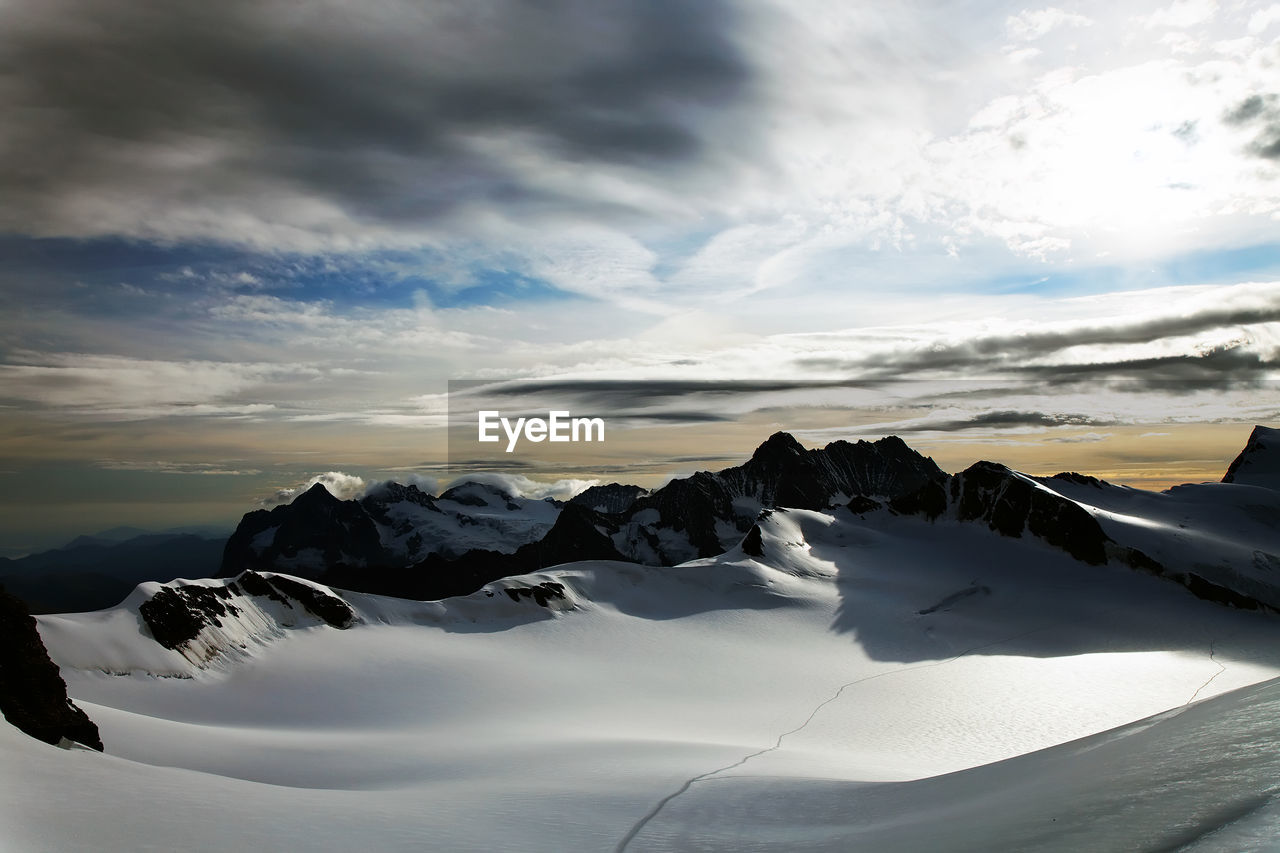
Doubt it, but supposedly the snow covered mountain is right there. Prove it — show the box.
[220,478,561,577]
[604,431,944,564]
[13,472,1280,850]
[219,431,944,595]
[7,424,1280,850]
[1222,424,1280,490]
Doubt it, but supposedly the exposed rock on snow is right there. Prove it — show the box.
[134,572,355,667]
[217,431,944,601]
[0,586,102,750]
[503,581,568,607]
[569,483,649,514]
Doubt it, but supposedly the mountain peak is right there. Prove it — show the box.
[1222,425,1280,489]
[751,431,806,462]
[291,481,339,507]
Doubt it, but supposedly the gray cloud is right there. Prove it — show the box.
[895,410,1117,433]
[795,300,1280,381]
[1222,93,1280,160]
[455,378,870,408]
[0,0,754,242]
[1013,348,1277,391]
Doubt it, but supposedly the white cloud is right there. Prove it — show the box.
[1248,5,1280,34]
[263,471,369,506]
[95,460,262,475]
[443,472,598,501]
[1006,7,1094,42]
[1142,0,1218,29]
[364,473,440,498]
[0,352,307,418]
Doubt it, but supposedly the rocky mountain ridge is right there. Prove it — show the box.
[219,431,946,598]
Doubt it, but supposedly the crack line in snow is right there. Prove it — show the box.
[612,623,1054,853]
[1185,640,1227,706]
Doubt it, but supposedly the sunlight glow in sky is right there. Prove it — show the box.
[1,0,1279,550]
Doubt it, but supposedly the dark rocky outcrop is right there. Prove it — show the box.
[887,480,947,520]
[617,431,947,562]
[718,432,943,512]
[569,483,648,514]
[139,584,242,650]
[221,483,387,578]
[1050,472,1108,489]
[882,462,1113,566]
[0,586,102,750]
[219,431,946,601]
[950,462,1111,565]
[503,582,567,607]
[137,572,354,653]
[525,503,629,567]
[1180,572,1275,612]
[255,574,355,628]
[220,479,563,581]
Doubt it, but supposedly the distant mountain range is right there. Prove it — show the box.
[217,432,946,600]
[0,530,228,614]
[6,426,1278,617]
[6,423,1280,836]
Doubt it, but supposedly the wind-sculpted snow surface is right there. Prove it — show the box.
[11,494,1280,851]
[876,452,1280,613]
[9,426,1280,850]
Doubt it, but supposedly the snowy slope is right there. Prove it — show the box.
[383,480,561,559]
[630,674,1280,852]
[9,504,1280,851]
[1035,471,1280,609]
[1222,425,1280,490]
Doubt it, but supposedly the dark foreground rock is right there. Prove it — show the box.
[0,586,102,750]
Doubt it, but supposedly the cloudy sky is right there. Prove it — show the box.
[1,0,1279,552]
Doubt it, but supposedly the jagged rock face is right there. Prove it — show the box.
[885,462,1113,566]
[847,495,884,515]
[221,432,945,595]
[569,483,648,515]
[221,483,386,579]
[0,587,102,750]
[503,582,567,607]
[137,572,354,661]
[625,471,738,561]
[720,432,944,510]
[614,432,947,563]
[886,481,946,520]
[1050,472,1108,489]
[950,462,1111,565]
[1180,573,1274,612]
[524,504,629,567]
[221,480,561,581]
[1222,425,1280,489]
